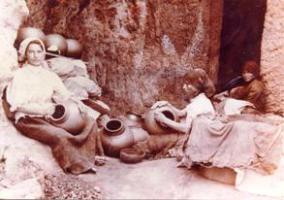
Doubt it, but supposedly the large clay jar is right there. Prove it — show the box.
[101,118,135,157]
[66,39,83,58]
[124,112,149,142]
[50,101,85,135]
[126,112,143,127]
[143,106,178,135]
[44,34,67,55]
[130,126,149,143]
[16,27,45,47]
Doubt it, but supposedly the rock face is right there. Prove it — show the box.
[0,0,29,92]
[261,0,284,114]
[25,0,223,114]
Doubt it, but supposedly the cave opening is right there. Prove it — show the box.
[217,0,267,91]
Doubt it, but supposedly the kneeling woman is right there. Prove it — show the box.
[154,69,283,174]
[2,38,104,174]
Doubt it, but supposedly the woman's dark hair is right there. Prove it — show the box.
[183,68,216,97]
[242,60,260,78]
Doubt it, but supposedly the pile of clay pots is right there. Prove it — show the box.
[99,105,179,164]
[16,27,83,58]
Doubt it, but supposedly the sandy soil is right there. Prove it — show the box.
[79,158,280,199]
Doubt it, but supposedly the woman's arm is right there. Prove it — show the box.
[174,106,187,118]
[154,110,192,134]
[51,72,72,103]
[151,101,187,118]
[12,102,55,116]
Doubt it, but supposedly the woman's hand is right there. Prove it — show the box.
[213,91,229,102]
[154,111,169,127]
[151,100,169,109]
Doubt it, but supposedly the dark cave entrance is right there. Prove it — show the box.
[217,0,267,91]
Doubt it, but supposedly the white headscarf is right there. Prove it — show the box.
[18,37,46,62]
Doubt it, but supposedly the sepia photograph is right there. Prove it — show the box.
[0,0,283,199]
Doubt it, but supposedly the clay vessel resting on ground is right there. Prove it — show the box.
[125,112,149,142]
[101,118,135,157]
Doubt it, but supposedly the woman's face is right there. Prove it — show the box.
[26,43,45,66]
[183,83,199,100]
[242,72,254,82]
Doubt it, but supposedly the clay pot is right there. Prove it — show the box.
[101,119,135,157]
[44,34,67,55]
[50,101,85,135]
[125,112,143,127]
[66,39,83,58]
[143,106,178,135]
[16,27,45,47]
[126,112,142,123]
[130,126,149,143]
[124,112,149,142]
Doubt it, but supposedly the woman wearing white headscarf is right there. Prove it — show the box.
[8,37,70,120]
[3,38,105,174]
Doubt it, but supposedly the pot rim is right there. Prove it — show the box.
[104,118,125,136]
[50,104,66,122]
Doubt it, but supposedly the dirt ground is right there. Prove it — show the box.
[79,158,280,199]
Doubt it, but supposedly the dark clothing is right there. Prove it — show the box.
[229,79,265,111]
[220,76,245,93]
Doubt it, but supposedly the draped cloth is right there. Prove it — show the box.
[180,114,283,174]
[2,90,104,174]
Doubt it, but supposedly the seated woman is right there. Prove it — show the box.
[2,38,105,174]
[153,68,216,134]
[153,68,283,174]
[229,60,265,113]
[18,37,110,115]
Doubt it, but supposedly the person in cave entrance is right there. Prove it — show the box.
[228,60,265,113]
[215,60,265,114]
[2,38,106,174]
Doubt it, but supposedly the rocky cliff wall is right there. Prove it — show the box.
[25,0,223,114]
[0,0,29,92]
[261,0,284,114]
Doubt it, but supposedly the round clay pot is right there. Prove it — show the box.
[126,112,141,122]
[66,39,83,58]
[101,119,135,157]
[143,106,178,135]
[125,112,143,127]
[130,126,149,143]
[50,101,85,135]
[44,34,67,55]
[16,27,45,47]
[120,147,145,164]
